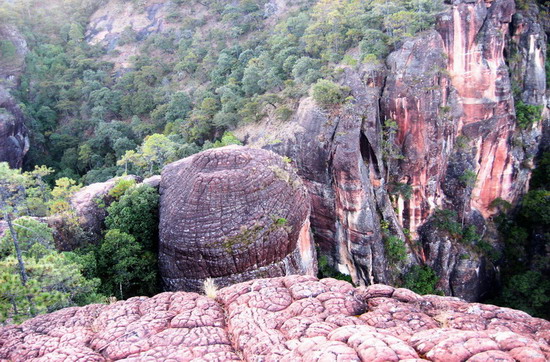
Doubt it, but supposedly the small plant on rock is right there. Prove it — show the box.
[515,101,542,129]
[402,265,441,295]
[312,79,349,107]
[384,235,407,264]
[203,278,218,299]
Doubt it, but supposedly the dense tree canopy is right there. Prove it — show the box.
[0,0,445,183]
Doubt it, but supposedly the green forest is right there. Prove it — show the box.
[1,0,443,183]
[0,0,548,324]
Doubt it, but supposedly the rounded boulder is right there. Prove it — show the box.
[159,145,316,292]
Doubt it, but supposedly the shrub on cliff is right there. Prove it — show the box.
[97,229,157,300]
[100,184,159,298]
[312,79,349,107]
[515,101,542,129]
[384,235,407,264]
[317,254,353,284]
[500,271,550,318]
[520,190,550,226]
[402,265,441,295]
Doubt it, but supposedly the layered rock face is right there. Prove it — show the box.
[240,65,412,286]
[0,25,29,169]
[509,2,547,106]
[382,0,529,299]
[508,1,548,160]
[237,0,547,301]
[1,276,549,361]
[437,0,523,218]
[385,0,523,229]
[382,31,459,237]
[159,146,316,292]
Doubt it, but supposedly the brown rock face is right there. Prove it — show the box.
[509,5,547,106]
[0,25,29,169]
[384,0,523,232]
[1,276,549,361]
[380,0,522,299]
[437,0,522,218]
[159,145,316,292]
[0,89,28,169]
[239,64,411,286]
[382,30,459,237]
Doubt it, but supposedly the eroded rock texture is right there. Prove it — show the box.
[159,146,316,292]
[382,30,459,237]
[1,276,549,361]
[437,0,523,218]
[239,63,410,287]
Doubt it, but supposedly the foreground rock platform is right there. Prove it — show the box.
[1,276,549,361]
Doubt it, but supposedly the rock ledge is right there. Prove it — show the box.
[1,276,549,361]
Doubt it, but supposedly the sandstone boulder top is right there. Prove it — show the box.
[1,276,549,361]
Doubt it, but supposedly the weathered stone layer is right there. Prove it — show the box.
[1,276,548,361]
[159,146,316,292]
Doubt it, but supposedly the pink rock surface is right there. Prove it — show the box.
[1,277,549,361]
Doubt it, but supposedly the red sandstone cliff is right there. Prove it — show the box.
[237,0,547,301]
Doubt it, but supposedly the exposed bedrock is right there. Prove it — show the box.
[0,24,29,169]
[158,145,316,292]
[382,30,460,238]
[508,0,548,163]
[239,63,416,286]
[509,4,547,106]
[437,0,529,219]
[42,175,143,250]
[0,88,29,169]
[1,276,549,361]
[235,0,547,301]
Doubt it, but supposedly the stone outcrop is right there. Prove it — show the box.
[236,0,547,301]
[1,276,549,361]
[437,0,523,219]
[0,88,28,169]
[509,3,547,106]
[382,30,459,237]
[86,0,167,54]
[62,175,141,247]
[239,63,413,287]
[159,145,316,292]
[0,25,27,79]
[0,24,29,169]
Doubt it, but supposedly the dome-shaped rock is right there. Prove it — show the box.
[159,145,316,292]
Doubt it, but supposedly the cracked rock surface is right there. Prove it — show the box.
[1,276,549,361]
[159,145,315,292]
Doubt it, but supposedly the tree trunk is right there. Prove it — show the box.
[6,212,36,317]
[5,213,28,286]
